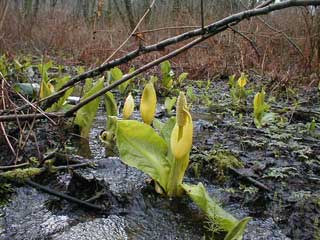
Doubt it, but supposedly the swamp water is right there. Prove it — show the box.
[1,78,320,239]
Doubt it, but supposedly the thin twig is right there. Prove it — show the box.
[101,0,156,65]
[0,162,29,171]
[1,0,320,116]
[65,32,222,116]
[229,167,271,192]
[20,0,320,112]
[25,179,106,210]
[0,76,16,157]
[201,0,205,33]
[240,0,304,57]
[228,25,261,58]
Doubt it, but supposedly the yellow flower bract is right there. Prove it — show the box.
[123,92,134,119]
[238,73,247,88]
[140,82,157,125]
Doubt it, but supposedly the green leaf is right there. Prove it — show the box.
[39,80,53,99]
[164,97,176,115]
[178,73,188,84]
[160,61,173,88]
[38,61,53,83]
[160,117,176,146]
[181,183,239,232]
[105,92,118,129]
[119,67,135,94]
[224,217,251,240]
[75,78,104,138]
[46,76,74,112]
[152,118,164,132]
[116,120,170,190]
[84,78,93,93]
[46,87,74,112]
[160,60,171,75]
[110,67,123,81]
[54,76,71,90]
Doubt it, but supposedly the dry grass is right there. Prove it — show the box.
[0,3,319,86]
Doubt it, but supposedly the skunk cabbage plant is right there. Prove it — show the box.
[253,89,274,128]
[74,78,104,138]
[114,91,250,239]
[237,73,247,88]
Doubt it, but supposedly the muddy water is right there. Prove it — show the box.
[0,103,289,240]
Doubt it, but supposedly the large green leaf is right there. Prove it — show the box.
[181,183,240,232]
[75,78,104,138]
[116,120,170,190]
[224,217,251,240]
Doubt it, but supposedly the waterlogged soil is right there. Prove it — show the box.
[1,75,320,239]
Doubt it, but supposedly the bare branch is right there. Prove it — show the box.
[34,0,320,111]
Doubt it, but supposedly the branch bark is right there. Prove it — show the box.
[31,0,320,111]
[1,0,320,121]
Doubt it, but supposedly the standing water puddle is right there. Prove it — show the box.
[0,106,289,239]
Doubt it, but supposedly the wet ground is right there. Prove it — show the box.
[1,76,320,239]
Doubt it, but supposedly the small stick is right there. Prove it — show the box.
[201,0,205,33]
[25,179,106,211]
[101,0,156,65]
[0,162,29,171]
[229,167,271,192]
[228,25,261,58]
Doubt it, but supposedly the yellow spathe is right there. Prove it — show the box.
[123,92,134,119]
[140,82,157,125]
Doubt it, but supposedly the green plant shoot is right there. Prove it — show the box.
[253,89,274,128]
[74,77,104,138]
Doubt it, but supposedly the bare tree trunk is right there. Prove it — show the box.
[124,0,135,31]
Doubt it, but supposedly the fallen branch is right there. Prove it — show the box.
[25,179,106,211]
[229,167,271,192]
[1,0,319,121]
[8,0,319,112]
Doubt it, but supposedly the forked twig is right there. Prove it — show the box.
[101,0,156,65]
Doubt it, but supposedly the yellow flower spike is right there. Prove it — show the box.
[140,82,157,125]
[170,110,193,160]
[176,92,188,127]
[238,73,247,88]
[253,90,265,113]
[171,92,193,160]
[123,92,134,119]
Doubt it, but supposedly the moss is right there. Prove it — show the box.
[0,167,42,181]
[206,150,243,181]
[0,182,13,205]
